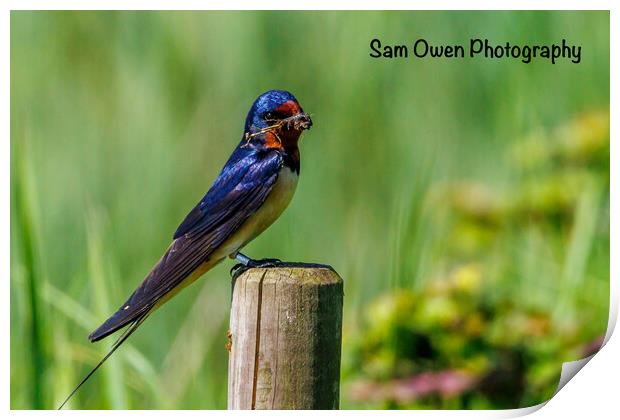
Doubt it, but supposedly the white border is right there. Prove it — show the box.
[3,2,616,419]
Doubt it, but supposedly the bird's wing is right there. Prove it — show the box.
[88,150,283,342]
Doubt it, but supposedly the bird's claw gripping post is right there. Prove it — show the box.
[229,251,282,278]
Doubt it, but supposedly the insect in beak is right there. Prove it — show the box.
[242,112,313,148]
[290,112,313,131]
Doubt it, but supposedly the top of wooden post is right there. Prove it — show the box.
[231,262,341,286]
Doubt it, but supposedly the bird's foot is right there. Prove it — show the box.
[249,257,283,268]
[229,253,283,278]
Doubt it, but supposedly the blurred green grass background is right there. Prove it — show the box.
[10,11,609,409]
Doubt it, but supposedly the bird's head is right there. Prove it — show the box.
[243,90,312,150]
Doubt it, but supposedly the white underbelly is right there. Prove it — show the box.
[213,167,298,259]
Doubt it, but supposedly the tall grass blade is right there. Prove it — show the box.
[13,135,46,409]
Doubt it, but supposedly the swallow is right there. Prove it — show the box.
[59,89,312,409]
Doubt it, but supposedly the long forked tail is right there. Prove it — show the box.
[57,311,150,409]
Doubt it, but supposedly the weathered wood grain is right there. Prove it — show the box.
[227,264,343,410]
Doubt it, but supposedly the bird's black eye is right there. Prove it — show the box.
[264,112,275,120]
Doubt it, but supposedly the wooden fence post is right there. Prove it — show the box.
[227,263,343,409]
